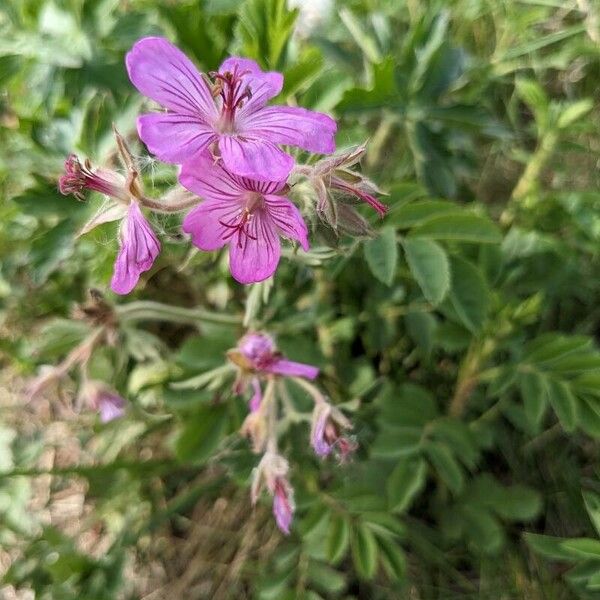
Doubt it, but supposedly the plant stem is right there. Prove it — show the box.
[449,338,496,418]
[116,301,242,326]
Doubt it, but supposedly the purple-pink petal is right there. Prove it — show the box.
[110,202,160,295]
[272,480,293,535]
[98,392,126,423]
[311,412,332,457]
[179,152,245,202]
[126,37,217,121]
[265,359,319,380]
[182,200,238,251]
[242,106,337,155]
[228,210,281,284]
[137,113,216,164]
[264,195,309,251]
[218,135,295,182]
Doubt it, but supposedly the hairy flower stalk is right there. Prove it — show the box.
[126,37,337,181]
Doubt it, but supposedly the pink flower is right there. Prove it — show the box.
[310,402,357,460]
[180,153,309,284]
[125,37,337,181]
[110,202,161,295]
[229,332,319,414]
[251,451,295,534]
[82,380,126,422]
[59,155,128,202]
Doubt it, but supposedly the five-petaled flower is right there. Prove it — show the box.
[126,37,337,181]
[180,153,310,284]
[228,332,319,411]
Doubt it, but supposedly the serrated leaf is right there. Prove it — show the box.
[403,237,450,305]
[364,226,398,286]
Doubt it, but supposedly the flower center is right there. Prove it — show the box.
[211,65,252,132]
[219,192,264,248]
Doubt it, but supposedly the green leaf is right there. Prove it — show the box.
[327,515,350,565]
[583,492,600,537]
[561,539,600,560]
[519,371,548,428]
[173,405,228,464]
[546,379,578,432]
[409,213,501,244]
[405,311,437,358]
[351,522,378,580]
[403,237,450,305]
[307,560,346,595]
[492,485,543,521]
[387,457,427,513]
[376,534,406,580]
[448,256,489,333]
[425,442,464,494]
[338,57,399,112]
[557,99,593,129]
[234,0,298,70]
[371,426,423,459]
[364,226,398,286]
[524,533,577,561]
[391,201,464,228]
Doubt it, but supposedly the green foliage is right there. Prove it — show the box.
[1,0,600,598]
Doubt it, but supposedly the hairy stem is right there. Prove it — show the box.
[116,301,242,326]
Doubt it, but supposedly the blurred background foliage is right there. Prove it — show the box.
[1,0,600,598]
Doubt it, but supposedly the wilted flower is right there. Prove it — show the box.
[311,401,357,460]
[306,143,387,222]
[126,37,336,181]
[110,201,160,295]
[82,380,126,422]
[251,450,295,534]
[180,152,309,284]
[59,132,161,295]
[59,154,128,202]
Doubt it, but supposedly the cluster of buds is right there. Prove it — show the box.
[228,332,356,534]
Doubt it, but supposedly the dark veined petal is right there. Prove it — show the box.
[137,113,217,164]
[218,135,294,181]
[228,208,281,284]
[126,37,218,121]
[264,194,309,251]
[110,202,160,295]
[241,105,337,154]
